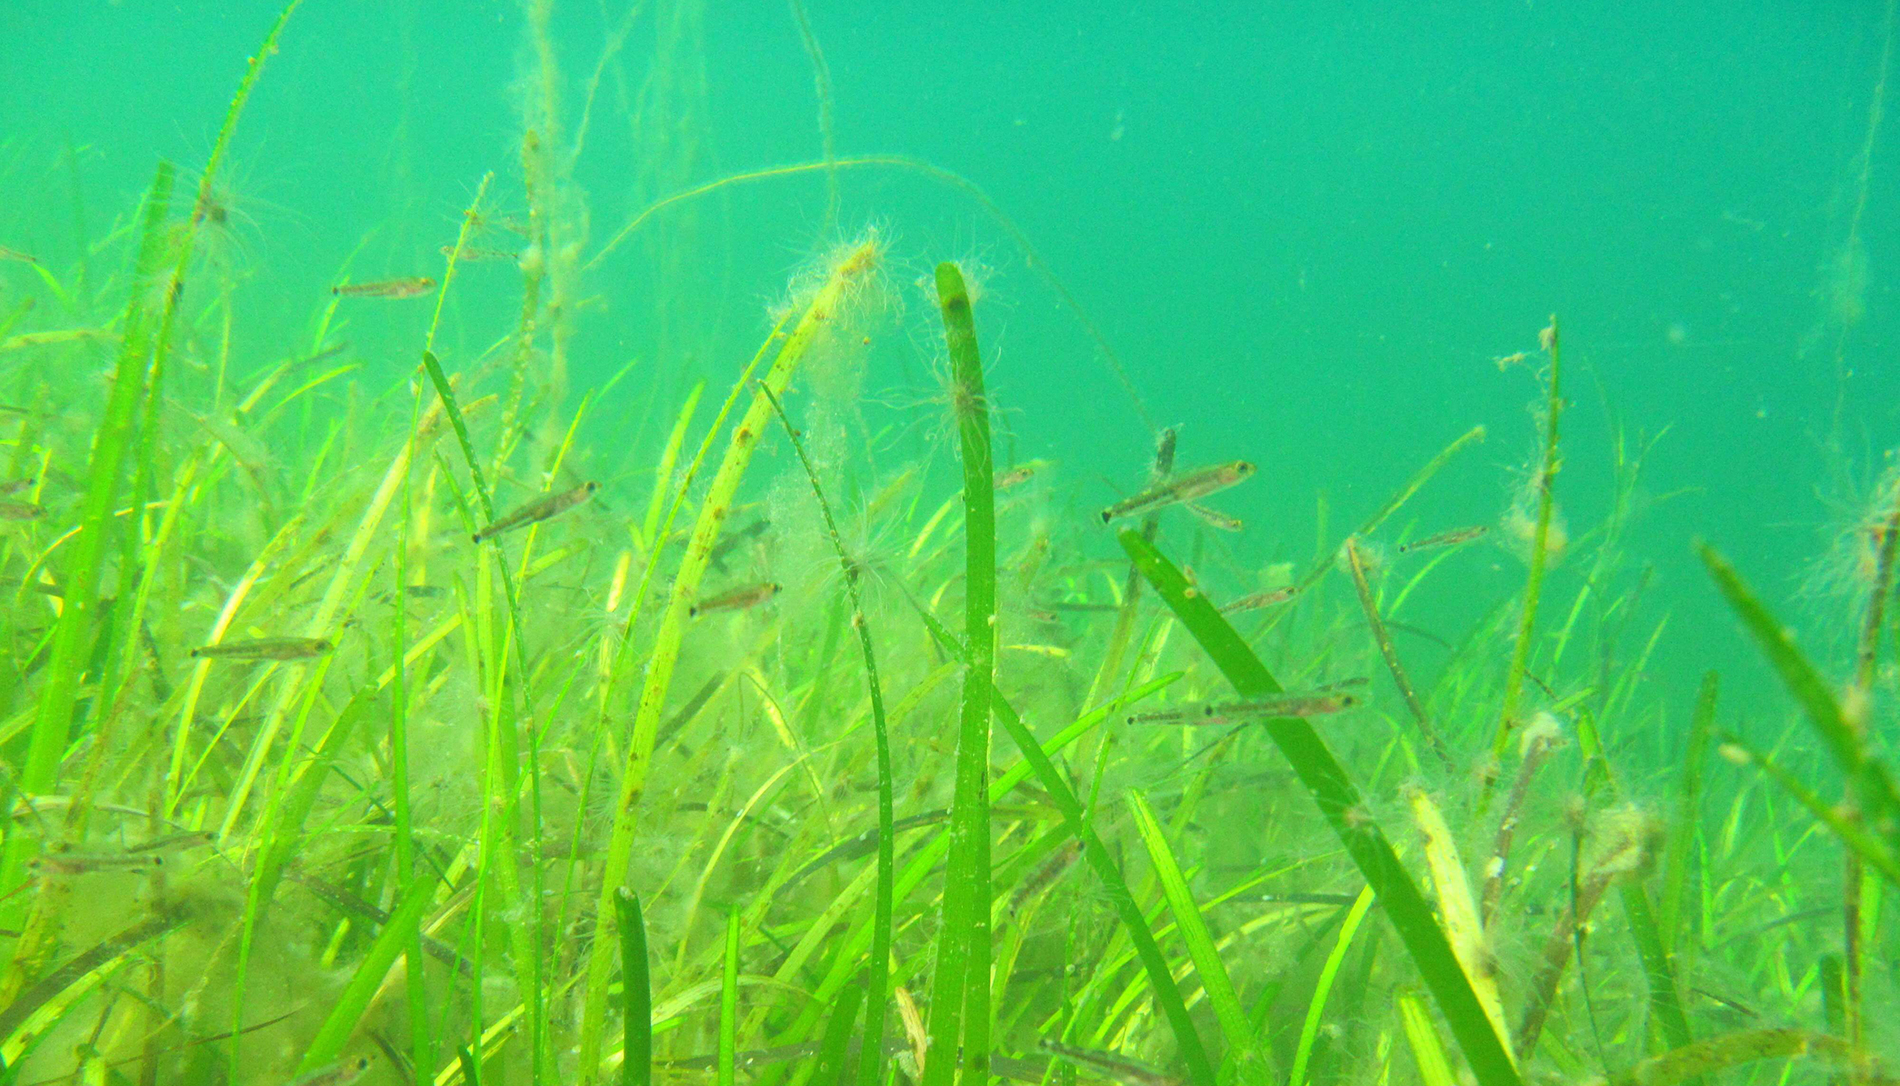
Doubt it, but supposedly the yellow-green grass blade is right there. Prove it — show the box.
[0,162,176,1003]
[903,594,1214,1086]
[745,676,1178,1072]
[1397,988,1457,1086]
[1620,883,1692,1053]
[1120,529,1521,1086]
[394,402,434,1084]
[1288,884,1375,1086]
[758,383,893,1086]
[1603,1029,1888,1086]
[297,874,434,1074]
[1717,732,1900,887]
[1699,543,1900,844]
[580,238,882,1081]
[421,350,497,521]
[1127,790,1264,1083]
[813,979,865,1086]
[922,261,996,1086]
[721,907,741,1086]
[13,161,172,799]
[0,912,183,1057]
[616,889,651,1086]
[424,344,547,1078]
[1285,424,1486,600]
[1492,320,1562,761]
[1662,672,1718,942]
[644,379,703,546]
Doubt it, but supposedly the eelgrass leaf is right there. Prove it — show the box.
[423,347,549,1079]
[1602,1029,1893,1086]
[922,261,995,1086]
[814,980,865,1086]
[420,350,495,520]
[0,911,184,1050]
[580,239,880,1077]
[1120,530,1522,1086]
[1661,672,1718,942]
[1493,319,1562,761]
[584,156,1155,428]
[247,684,377,907]
[757,383,892,1086]
[616,889,651,1086]
[1620,884,1692,1054]
[720,907,741,1086]
[990,700,1217,1086]
[12,160,172,801]
[1127,790,1265,1083]
[394,389,433,1086]
[901,593,1215,1086]
[1285,424,1486,600]
[1289,885,1375,1086]
[1698,543,1900,842]
[296,874,433,1074]
[0,162,176,1011]
[1396,988,1457,1086]
[1717,732,1900,887]
[644,380,703,546]
[457,1046,481,1086]
[1247,900,1350,1049]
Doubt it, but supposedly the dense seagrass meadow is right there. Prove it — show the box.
[4,3,1900,1085]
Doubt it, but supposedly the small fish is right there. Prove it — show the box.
[994,460,1050,491]
[442,244,522,263]
[1128,690,1361,726]
[469,211,531,237]
[691,581,781,617]
[472,481,599,543]
[331,277,436,299]
[0,577,62,597]
[191,637,334,661]
[291,341,350,369]
[0,500,46,521]
[288,1055,373,1086]
[1011,841,1080,912]
[0,245,36,264]
[1100,461,1254,525]
[1398,525,1490,553]
[1221,691,1362,720]
[708,518,770,571]
[1186,503,1243,532]
[1127,703,1223,726]
[1039,1040,1182,1086]
[125,830,215,854]
[1219,586,1297,613]
[29,850,166,875]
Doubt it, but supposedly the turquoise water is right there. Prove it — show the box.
[3,3,1900,1083]
[8,0,1894,723]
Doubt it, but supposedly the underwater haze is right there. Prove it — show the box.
[1,1,1899,1085]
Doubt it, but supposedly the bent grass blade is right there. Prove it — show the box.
[1119,529,1521,1086]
